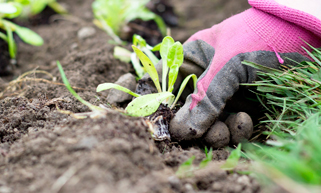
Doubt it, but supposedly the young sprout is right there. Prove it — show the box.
[92,0,166,44]
[97,36,197,117]
[57,61,106,119]
[113,34,160,79]
[0,2,43,60]
[175,147,213,178]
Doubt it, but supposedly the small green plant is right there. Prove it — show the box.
[0,2,43,59]
[199,147,214,168]
[12,0,67,18]
[92,0,166,44]
[97,36,197,117]
[56,36,196,119]
[114,34,160,79]
[176,147,213,178]
[175,156,195,178]
[220,144,242,171]
[57,61,107,119]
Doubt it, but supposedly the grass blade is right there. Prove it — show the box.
[96,83,141,98]
[221,144,242,170]
[57,61,101,111]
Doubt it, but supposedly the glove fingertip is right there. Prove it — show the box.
[169,103,205,141]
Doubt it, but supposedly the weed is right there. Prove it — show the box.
[57,61,107,119]
[175,147,213,178]
[242,45,321,191]
[221,144,242,171]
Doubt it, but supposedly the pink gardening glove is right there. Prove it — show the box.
[169,0,321,145]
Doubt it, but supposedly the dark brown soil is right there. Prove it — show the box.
[0,0,262,192]
[0,39,11,76]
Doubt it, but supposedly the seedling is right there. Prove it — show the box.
[57,36,196,140]
[175,147,213,178]
[92,0,166,44]
[97,36,197,117]
[57,61,107,119]
[13,0,67,18]
[114,34,160,79]
[199,147,214,168]
[221,144,242,171]
[0,2,43,60]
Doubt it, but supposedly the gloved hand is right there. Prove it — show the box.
[169,0,321,145]
[111,0,321,147]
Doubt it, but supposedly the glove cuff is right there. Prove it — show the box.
[243,8,321,59]
[248,0,321,37]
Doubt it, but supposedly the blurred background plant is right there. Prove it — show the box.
[0,1,43,61]
[92,0,166,44]
[9,0,67,18]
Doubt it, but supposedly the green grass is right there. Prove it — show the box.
[242,46,321,192]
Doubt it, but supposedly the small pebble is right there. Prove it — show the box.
[168,176,181,190]
[107,73,137,105]
[77,27,96,39]
[72,136,98,150]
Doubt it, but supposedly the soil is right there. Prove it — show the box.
[0,0,265,192]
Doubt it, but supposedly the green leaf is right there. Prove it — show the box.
[0,31,8,42]
[242,61,283,74]
[142,47,159,66]
[152,43,161,51]
[113,46,131,63]
[48,1,68,14]
[221,144,242,170]
[131,53,145,79]
[167,42,184,92]
[160,36,174,92]
[167,42,184,68]
[132,45,162,92]
[133,34,146,47]
[133,35,159,66]
[311,70,321,82]
[199,147,213,168]
[57,61,101,111]
[4,22,16,59]
[176,156,195,178]
[170,74,197,109]
[96,83,141,98]
[30,0,47,15]
[125,92,174,117]
[0,3,17,14]
[14,25,44,46]
[1,3,22,18]
[153,15,167,36]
